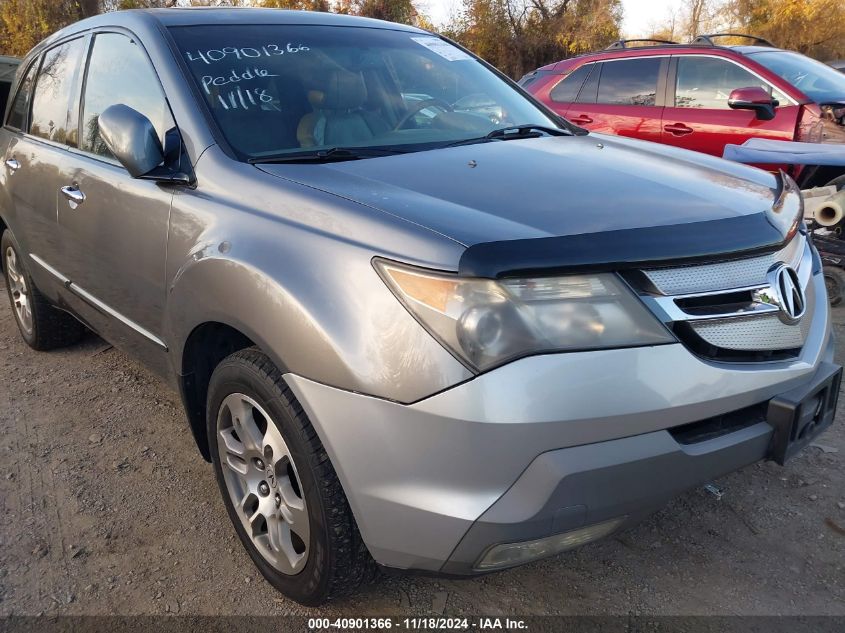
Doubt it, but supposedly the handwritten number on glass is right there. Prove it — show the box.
[185,44,310,65]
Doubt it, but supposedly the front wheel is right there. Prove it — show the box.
[207,348,376,605]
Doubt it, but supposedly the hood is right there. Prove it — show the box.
[258,134,794,276]
[258,134,780,248]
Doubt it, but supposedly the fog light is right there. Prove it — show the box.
[475,516,627,571]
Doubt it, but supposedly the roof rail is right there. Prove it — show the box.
[691,33,776,47]
[605,38,678,50]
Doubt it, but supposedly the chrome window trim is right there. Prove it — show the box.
[670,53,798,106]
[581,52,796,107]
[29,253,168,350]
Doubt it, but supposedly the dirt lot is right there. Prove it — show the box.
[0,280,843,618]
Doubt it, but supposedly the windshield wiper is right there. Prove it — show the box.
[442,124,571,148]
[248,146,407,164]
[486,124,570,139]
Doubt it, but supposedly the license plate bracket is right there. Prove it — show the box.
[767,362,841,465]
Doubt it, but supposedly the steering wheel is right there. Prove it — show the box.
[394,98,454,130]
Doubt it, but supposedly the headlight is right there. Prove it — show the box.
[375,259,674,371]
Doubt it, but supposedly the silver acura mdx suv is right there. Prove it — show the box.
[0,8,839,605]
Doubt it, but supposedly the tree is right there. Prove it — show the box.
[646,0,845,59]
[0,0,429,56]
[724,0,845,59]
[0,1,77,57]
[446,0,623,78]
[335,0,426,26]
[261,0,331,10]
[0,0,182,57]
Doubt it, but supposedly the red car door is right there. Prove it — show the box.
[661,55,800,158]
[563,56,668,143]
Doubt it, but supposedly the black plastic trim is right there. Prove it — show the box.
[669,402,768,445]
[458,213,787,278]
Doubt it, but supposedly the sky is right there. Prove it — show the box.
[420,0,684,37]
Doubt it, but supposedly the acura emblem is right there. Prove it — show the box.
[764,264,806,325]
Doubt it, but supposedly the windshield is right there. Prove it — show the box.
[169,25,559,160]
[750,50,845,103]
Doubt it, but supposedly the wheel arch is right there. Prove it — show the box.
[166,255,311,461]
[178,320,257,461]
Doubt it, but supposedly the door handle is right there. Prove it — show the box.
[569,115,593,125]
[60,185,86,207]
[664,123,694,136]
[4,158,20,173]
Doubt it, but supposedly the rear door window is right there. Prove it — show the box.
[576,63,600,103]
[29,38,86,144]
[675,56,789,108]
[597,58,661,106]
[5,60,37,130]
[550,64,593,103]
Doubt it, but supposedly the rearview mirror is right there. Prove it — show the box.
[728,86,777,121]
[98,104,165,178]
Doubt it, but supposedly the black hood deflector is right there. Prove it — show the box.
[459,213,787,278]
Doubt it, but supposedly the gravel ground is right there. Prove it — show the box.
[0,281,843,617]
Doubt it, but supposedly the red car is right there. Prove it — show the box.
[520,34,845,187]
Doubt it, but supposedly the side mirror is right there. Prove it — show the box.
[728,86,777,121]
[98,104,165,178]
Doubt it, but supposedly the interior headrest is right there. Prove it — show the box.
[309,69,367,110]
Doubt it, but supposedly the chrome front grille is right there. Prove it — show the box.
[639,234,813,360]
[643,235,803,296]
[688,287,813,351]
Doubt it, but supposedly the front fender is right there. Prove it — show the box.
[163,207,472,404]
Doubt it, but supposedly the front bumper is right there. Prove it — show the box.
[285,271,834,574]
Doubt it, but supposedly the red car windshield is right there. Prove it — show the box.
[750,50,845,103]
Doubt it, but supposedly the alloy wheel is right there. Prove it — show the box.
[216,393,310,574]
[5,246,32,335]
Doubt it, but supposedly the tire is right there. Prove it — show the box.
[1,230,87,350]
[824,265,845,307]
[206,348,377,605]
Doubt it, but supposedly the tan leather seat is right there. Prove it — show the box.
[297,70,387,148]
